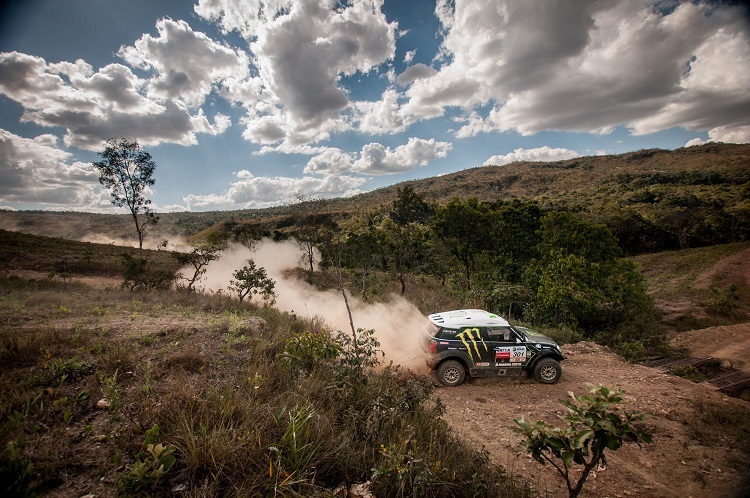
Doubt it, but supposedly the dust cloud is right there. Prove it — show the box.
[79,234,193,252]
[193,240,429,372]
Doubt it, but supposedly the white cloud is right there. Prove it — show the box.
[197,0,397,146]
[403,0,750,140]
[304,148,355,175]
[0,129,101,205]
[303,137,452,176]
[707,125,750,144]
[118,18,250,107]
[194,0,295,39]
[353,137,452,175]
[404,49,417,64]
[182,170,366,210]
[0,51,230,149]
[351,88,406,134]
[483,146,580,166]
[396,63,437,87]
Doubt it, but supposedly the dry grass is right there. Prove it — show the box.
[0,275,527,497]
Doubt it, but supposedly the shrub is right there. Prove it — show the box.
[121,253,175,291]
[707,284,740,316]
[515,386,652,498]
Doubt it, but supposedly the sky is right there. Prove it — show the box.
[0,0,749,213]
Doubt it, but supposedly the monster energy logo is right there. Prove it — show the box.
[456,327,487,362]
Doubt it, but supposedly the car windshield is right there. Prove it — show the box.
[513,326,530,342]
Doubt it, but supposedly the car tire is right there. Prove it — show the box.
[437,360,466,387]
[533,358,562,384]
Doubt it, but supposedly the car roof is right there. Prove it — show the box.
[428,309,510,329]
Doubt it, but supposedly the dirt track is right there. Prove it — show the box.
[436,340,750,498]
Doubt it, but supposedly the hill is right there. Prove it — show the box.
[1,143,748,253]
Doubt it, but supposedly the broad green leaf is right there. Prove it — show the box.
[562,450,575,468]
[573,429,594,449]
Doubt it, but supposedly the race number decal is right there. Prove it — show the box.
[495,346,527,365]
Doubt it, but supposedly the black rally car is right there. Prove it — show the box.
[421,309,564,386]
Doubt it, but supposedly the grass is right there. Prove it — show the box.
[632,241,750,299]
[630,241,750,330]
[0,276,528,497]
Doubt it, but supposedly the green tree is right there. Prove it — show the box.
[524,212,650,332]
[432,198,492,289]
[229,260,276,305]
[381,187,433,295]
[389,185,433,226]
[488,200,543,282]
[93,138,158,250]
[341,225,382,298]
[514,386,653,498]
[120,253,175,291]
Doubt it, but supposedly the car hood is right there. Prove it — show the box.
[524,332,560,348]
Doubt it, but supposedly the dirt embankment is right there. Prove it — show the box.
[437,341,749,498]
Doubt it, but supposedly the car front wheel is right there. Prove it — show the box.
[437,360,466,387]
[533,358,562,384]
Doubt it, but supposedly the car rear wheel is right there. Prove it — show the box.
[437,360,466,387]
[533,358,562,384]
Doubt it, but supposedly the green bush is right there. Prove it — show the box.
[515,386,652,498]
[707,284,740,316]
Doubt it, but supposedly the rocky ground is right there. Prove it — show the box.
[436,340,750,498]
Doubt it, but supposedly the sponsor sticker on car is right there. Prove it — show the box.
[495,346,527,365]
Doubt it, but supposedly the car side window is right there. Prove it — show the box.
[487,327,513,341]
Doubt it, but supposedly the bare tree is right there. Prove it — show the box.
[289,194,331,282]
[173,242,226,292]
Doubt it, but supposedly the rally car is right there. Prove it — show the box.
[421,309,564,386]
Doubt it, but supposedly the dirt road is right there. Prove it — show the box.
[436,341,749,498]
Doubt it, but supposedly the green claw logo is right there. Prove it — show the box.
[456,328,487,362]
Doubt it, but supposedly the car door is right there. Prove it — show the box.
[486,327,527,372]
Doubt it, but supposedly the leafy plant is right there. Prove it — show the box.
[371,426,435,497]
[335,328,384,376]
[125,424,177,490]
[121,253,175,291]
[45,356,92,385]
[127,444,177,489]
[280,331,341,376]
[228,259,276,305]
[514,386,653,498]
[269,402,320,487]
[617,340,646,362]
[707,284,740,316]
[99,370,121,416]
